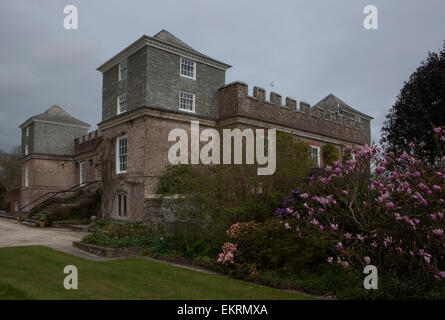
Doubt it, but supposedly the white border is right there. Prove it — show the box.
[180,57,196,80]
[310,145,321,166]
[116,135,128,174]
[179,91,196,113]
[117,94,127,115]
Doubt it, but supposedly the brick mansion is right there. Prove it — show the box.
[10,30,372,222]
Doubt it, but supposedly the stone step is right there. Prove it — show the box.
[22,220,39,227]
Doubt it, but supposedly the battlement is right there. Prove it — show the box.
[74,130,102,154]
[218,82,370,144]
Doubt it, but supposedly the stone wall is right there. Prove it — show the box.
[101,45,226,122]
[102,47,148,121]
[218,82,370,146]
[32,121,88,156]
[146,46,225,119]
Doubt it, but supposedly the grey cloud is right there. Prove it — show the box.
[1,0,444,151]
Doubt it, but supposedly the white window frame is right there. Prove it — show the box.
[15,201,19,211]
[118,60,128,81]
[118,194,128,217]
[310,145,321,167]
[116,136,128,174]
[25,144,29,156]
[180,57,196,80]
[117,94,127,115]
[25,167,29,187]
[179,91,195,113]
[79,162,86,185]
[25,126,29,137]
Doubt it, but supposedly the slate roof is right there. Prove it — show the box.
[312,94,373,120]
[153,29,197,52]
[20,105,90,128]
[97,29,231,72]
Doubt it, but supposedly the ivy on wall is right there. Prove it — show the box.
[322,143,339,165]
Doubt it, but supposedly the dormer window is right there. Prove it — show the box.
[180,57,196,79]
[118,60,128,81]
[117,94,127,115]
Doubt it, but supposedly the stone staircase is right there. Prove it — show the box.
[22,192,91,228]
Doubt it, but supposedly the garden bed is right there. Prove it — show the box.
[72,241,146,258]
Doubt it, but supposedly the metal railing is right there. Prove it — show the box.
[19,180,102,212]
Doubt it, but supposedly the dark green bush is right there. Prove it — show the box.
[227,220,329,277]
[322,143,339,165]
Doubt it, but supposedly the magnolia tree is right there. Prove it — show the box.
[219,128,445,281]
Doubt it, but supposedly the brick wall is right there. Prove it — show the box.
[218,82,370,146]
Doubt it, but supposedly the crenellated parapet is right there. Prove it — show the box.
[74,130,102,155]
[218,81,370,145]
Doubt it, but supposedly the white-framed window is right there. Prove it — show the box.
[118,60,128,81]
[116,136,128,174]
[179,91,195,112]
[310,146,321,166]
[15,201,19,211]
[118,194,127,217]
[25,167,29,187]
[25,144,29,156]
[25,126,29,137]
[117,94,127,115]
[180,57,196,79]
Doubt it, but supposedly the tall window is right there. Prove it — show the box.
[118,60,128,81]
[25,126,29,137]
[310,146,321,167]
[180,57,196,79]
[116,136,128,173]
[25,144,29,156]
[118,194,127,217]
[179,91,195,112]
[117,94,127,114]
[25,167,29,187]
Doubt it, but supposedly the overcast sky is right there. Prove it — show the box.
[1,0,444,151]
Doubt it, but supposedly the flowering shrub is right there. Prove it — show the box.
[217,220,328,278]
[274,128,445,281]
[217,242,237,265]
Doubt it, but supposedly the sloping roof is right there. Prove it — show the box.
[153,29,197,52]
[97,30,231,72]
[20,105,90,128]
[312,94,373,120]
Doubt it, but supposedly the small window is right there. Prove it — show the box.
[117,94,127,115]
[179,91,195,112]
[25,127,29,137]
[25,167,29,187]
[116,136,128,174]
[310,146,321,166]
[180,57,196,79]
[118,60,128,81]
[25,144,29,156]
[118,194,127,217]
[354,116,361,128]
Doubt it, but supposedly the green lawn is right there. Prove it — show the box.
[0,246,314,300]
